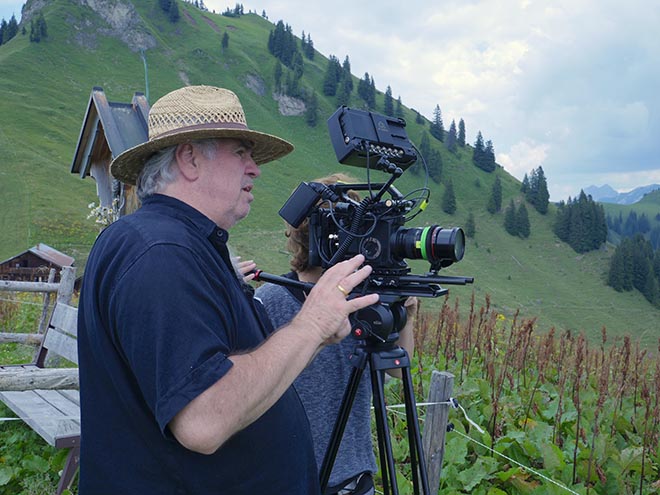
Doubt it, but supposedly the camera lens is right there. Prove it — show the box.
[393,225,465,266]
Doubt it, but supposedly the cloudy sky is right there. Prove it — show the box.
[2,0,659,200]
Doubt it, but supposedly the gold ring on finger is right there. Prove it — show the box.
[336,284,350,297]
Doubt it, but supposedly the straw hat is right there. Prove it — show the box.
[110,85,294,185]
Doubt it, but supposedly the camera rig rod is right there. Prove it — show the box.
[250,270,314,293]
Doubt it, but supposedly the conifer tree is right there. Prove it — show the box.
[341,56,353,92]
[484,140,496,172]
[322,55,341,96]
[357,73,376,109]
[221,31,229,51]
[473,131,485,169]
[430,104,444,141]
[446,120,457,152]
[441,179,456,214]
[29,14,47,42]
[168,0,180,22]
[273,61,283,92]
[516,203,530,238]
[487,175,502,213]
[305,92,318,127]
[465,211,476,238]
[504,200,518,236]
[525,166,549,214]
[521,173,530,194]
[395,96,404,118]
[383,86,394,116]
[458,118,466,147]
[336,78,352,107]
[0,19,6,45]
[3,15,18,44]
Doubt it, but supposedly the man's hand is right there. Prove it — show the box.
[294,254,379,345]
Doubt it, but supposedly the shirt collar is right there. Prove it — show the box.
[141,194,230,243]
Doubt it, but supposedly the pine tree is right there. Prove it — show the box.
[341,56,353,92]
[446,120,457,152]
[0,19,6,45]
[322,55,341,96]
[221,31,229,51]
[473,131,485,169]
[273,61,283,92]
[395,96,404,118]
[383,86,394,116]
[357,73,375,109]
[3,14,18,44]
[516,203,530,238]
[484,140,496,172]
[534,167,549,214]
[430,104,444,141]
[368,76,376,110]
[458,119,466,147]
[336,78,352,107]
[305,92,318,127]
[504,200,518,236]
[487,176,502,213]
[357,72,371,104]
[465,212,476,238]
[441,179,456,214]
[168,0,180,22]
[607,247,627,291]
[521,173,530,195]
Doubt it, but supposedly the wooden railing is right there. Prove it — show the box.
[0,266,75,347]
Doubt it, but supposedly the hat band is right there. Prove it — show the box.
[152,121,250,141]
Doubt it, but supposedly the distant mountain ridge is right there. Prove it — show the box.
[584,183,660,205]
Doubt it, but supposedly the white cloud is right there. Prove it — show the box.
[497,140,549,182]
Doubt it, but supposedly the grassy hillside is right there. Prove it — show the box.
[0,0,658,347]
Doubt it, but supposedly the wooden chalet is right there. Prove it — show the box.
[0,244,74,282]
[71,86,150,216]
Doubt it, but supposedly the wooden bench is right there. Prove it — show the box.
[0,302,80,495]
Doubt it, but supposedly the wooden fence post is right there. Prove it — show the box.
[56,266,76,305]
[422,370,454,493]
[37,268,57,334]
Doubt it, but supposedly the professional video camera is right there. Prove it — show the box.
[275,105,473,340]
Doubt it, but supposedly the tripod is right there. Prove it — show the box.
[319,320,430,495]
[250,270,439,494]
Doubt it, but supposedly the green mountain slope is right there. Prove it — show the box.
[1,0,658,346]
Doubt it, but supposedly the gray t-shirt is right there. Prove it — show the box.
[255,280,378,488]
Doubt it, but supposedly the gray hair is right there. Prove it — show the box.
[136,139,221,200]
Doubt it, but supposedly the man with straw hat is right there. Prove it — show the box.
[77,85,379,494]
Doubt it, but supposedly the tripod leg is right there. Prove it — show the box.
[401,366,430,495]
[370,358,399,495]
[320,353,367,492]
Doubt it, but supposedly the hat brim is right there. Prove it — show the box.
[110,128,294,185]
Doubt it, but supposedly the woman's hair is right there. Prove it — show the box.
[286,172,360,273]
[136,139,220,200]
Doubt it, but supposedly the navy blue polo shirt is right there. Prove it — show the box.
[77,194,320,494]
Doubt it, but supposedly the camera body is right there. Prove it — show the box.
[307,182,411,275]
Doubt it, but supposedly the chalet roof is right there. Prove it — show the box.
[0,243,75,267]
[71,86,150,178]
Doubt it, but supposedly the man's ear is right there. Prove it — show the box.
[174,143,200,181]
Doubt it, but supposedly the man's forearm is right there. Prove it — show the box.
[169,320,321,454]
